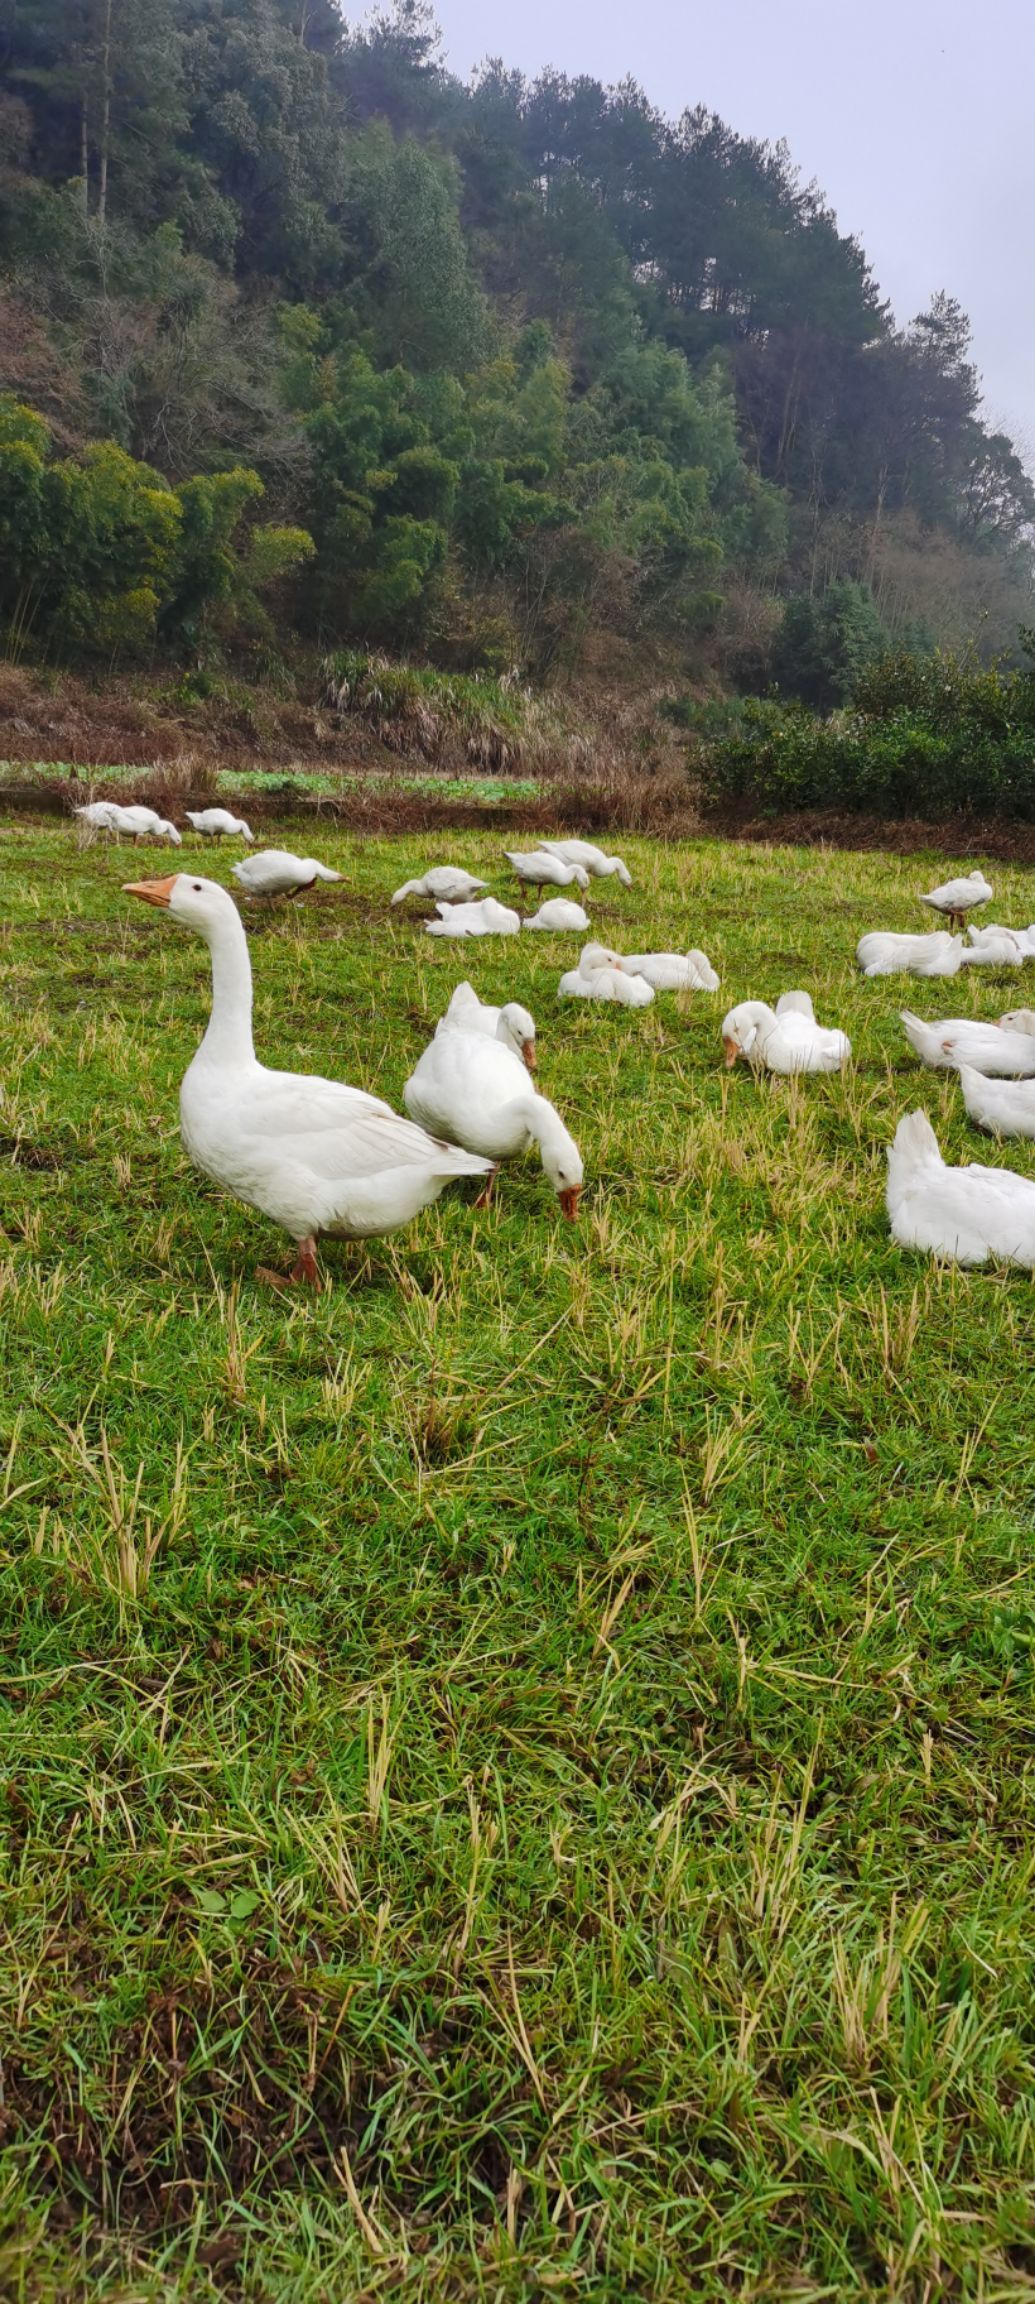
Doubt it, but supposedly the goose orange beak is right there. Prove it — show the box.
[523,1043,537,1073]
[722,1035,740,1067]
[124,876,178,908]
[559,1185,581,1220]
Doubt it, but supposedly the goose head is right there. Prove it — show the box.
[496,1002,537,1072]
[721,1000,773,1066]
[124,873,241,939]
[535,1104,584,1219]
[579,942,624,974]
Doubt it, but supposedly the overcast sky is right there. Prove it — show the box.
[427,0,1034,453]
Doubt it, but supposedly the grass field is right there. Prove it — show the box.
[2,819,1035,2302]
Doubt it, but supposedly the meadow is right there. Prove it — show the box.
[1,818,1034,2302]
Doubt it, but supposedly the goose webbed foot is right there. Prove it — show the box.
[256,1235,323,1291]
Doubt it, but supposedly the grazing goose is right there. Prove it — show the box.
[123,875,490,1287]
[558,945,654,1006]
[919,870,993,931]
[621,948,720,992]
[76,801,181,844]
[391,866,487,905]
[504,850,591,890]
[404,1030,582,1217]
[436,982,537,1071]
[887,1108,1035,1268]
[425,898,520,937]
[522,898,591,931]
[900,1011,1035,1077]
[857,930,964,979]
[959,1066,1035,1139]
[185,809,254,842]
[538,840,632,886]
[233,850,341,899]
[722,991,850,1074]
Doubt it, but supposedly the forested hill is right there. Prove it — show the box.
[0,0,1031,688]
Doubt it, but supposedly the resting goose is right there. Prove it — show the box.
[76,801,181,845]
[969,921,1035,958]
[558,945,654,1006]
[887,1108,1035,1267]
[504,850,590,890]
[959,1067,1035,1139]
[522,898,591,931]
[425,898,520,938]
[185,809,254,842]
[404,1031,582,1217]
[960,925,1026,969]
[436,982,536,1071]
[722,991,850,1074]
[857,930,964,979]
[900,1011,1035,1077]
[621,948,720,993]
[123,875,490,1287]
[391,866,487,905]
[233,850,341,899]
[918,870,993,931]
[537,840,632,887]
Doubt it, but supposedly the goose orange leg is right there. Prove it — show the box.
[256,1235,323,1291]
[474,1167,499,1209]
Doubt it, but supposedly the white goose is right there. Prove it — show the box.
[234,850,341,899]
[857,930,964,979]
[436,982,537,1071]
[425,898,520,938]
[722,991,850,1074]
[621,948,720,992]
[961,925,1026,968]
[558,944,654,1006]
[123,874,490,1287]
[969,921,1035,957]
[76,800,181,845]
[959,1067,1035,1139]
[391,866,487,905]
[504,850,590,890]
[403,1031,583,1217]
[887,1108,1035,1267]
[185,808,254,842]
[537,840,632,886]
[900,1011,1035,1076]
[522,898,591,931]
[918,870,993,931]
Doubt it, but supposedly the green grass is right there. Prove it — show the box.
[1,821,1035,2301]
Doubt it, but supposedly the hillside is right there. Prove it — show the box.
[0,0,1032,693]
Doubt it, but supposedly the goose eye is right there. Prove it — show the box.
[193,882,202,891]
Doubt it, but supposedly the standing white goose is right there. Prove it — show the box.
[621,948,720,992]
[233,850,341,899]
[900,1011,1035,1076]
[403,1031,583,1217]
[391,866,487,905]
[721,991,850,1074]
[76,801,181,844]
[122,874,491,1287]
[918,870,993,931]
[436,982,537,1071]
[425,898,520,937]
[504,850,591,891]
[537,840,632,886]
[857,931,964,979]
[185,809,255,842]
[887,1108,1035,1267]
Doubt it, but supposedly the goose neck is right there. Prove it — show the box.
[199,907,255,1066]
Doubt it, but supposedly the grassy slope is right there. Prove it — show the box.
[1,821,1034,2302]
